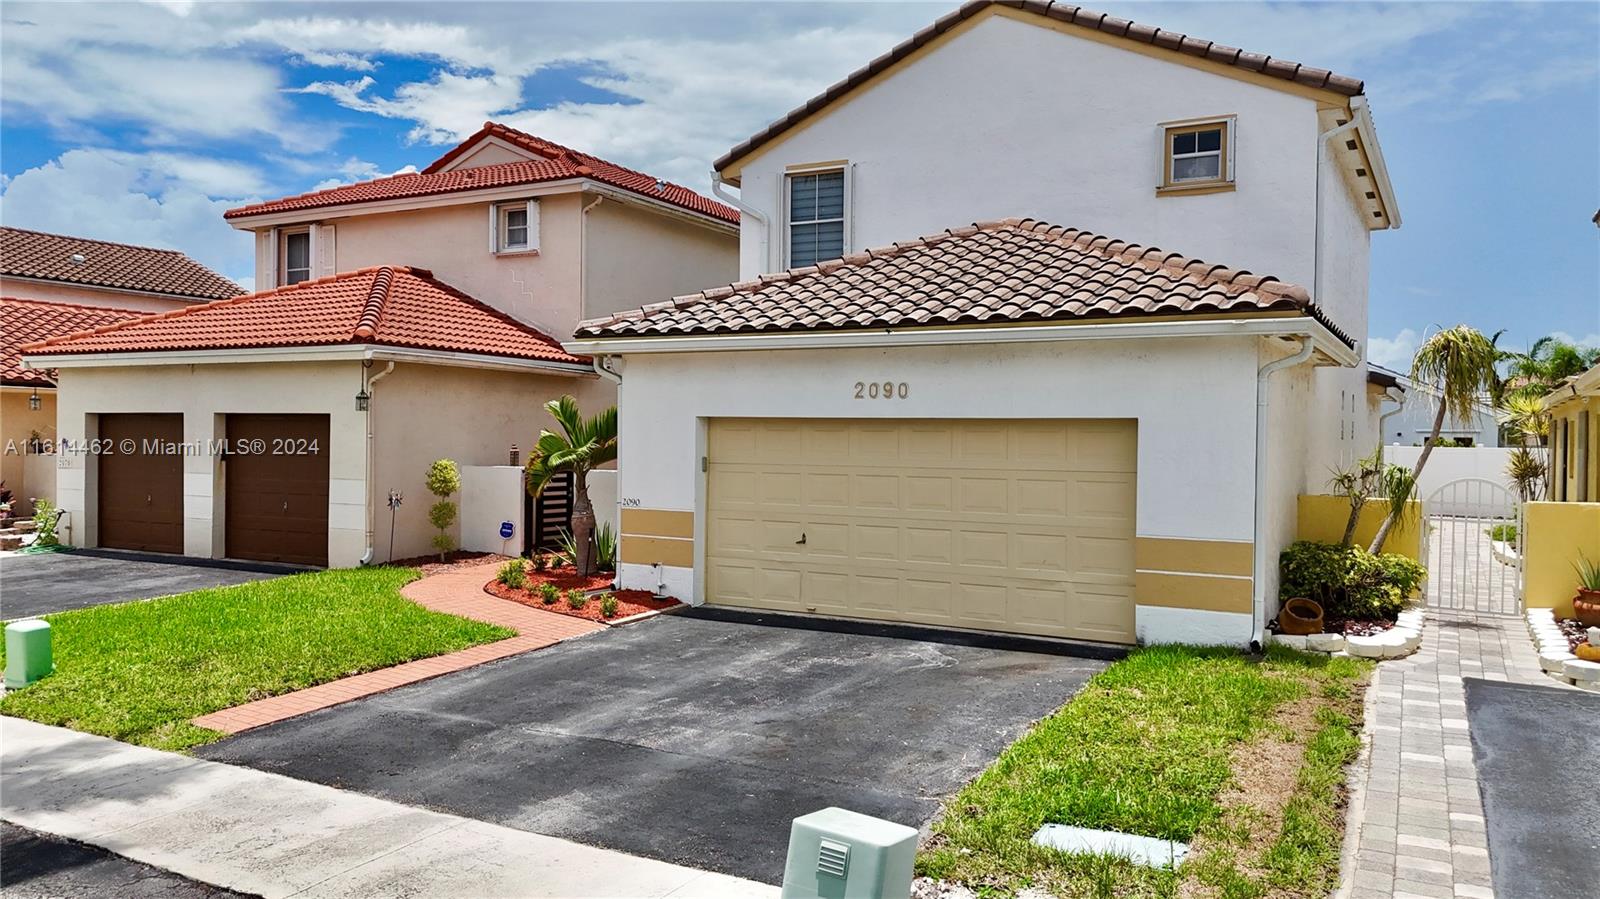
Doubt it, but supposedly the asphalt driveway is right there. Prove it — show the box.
[0,550,287,619]
[199,614,1111,883]
[1466,678,1600,899]
[1,823,255,899]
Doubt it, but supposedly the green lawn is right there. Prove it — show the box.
[0,567,512,752]
[917,645,1370,898]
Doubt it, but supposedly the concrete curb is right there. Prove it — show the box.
[1332,663,1383,899]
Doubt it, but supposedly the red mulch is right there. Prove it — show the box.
[520,564,618,592]
[485,581,681,624]
[390,551,514,576]
[1330,617,1395,637]
[1557,617,1591,653]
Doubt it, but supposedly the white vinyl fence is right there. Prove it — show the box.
[1384,446,1518,516]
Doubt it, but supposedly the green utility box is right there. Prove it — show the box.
[781,807,918,899]
[4,619,54,689]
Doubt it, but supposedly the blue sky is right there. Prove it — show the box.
[2,1,1595,363]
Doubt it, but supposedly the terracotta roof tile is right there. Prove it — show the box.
[2,297,143,386]
[228,123,738,225]
[576,218,1353,347]
[0,228,244,302]
[25,267,587,366]
[715,1,1364,173]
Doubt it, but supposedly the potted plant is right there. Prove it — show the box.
[1573,553,1600,627]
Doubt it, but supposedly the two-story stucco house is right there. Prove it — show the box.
[569,1,1400,647]
[24,125,737,567]
[2,228,244,518]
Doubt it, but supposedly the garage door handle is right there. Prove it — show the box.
[795,532,806,545]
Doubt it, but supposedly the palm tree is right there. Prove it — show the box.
[1368,326,1500,553]
[1501,336,1600,401]
[526,396,617,576]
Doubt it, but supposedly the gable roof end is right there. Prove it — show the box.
[714,0,1365,174]
[226,123,738,225]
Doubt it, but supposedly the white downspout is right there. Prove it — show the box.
[711,173,768,274]
[1252,337,1316,650]
[1377,387,1407,456]
[360,359,395,565]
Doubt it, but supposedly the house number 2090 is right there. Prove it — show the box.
[854,381,909,400]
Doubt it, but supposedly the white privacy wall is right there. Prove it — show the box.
[612,336,1264,625]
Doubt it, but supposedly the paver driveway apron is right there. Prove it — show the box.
[199,614,1112,884]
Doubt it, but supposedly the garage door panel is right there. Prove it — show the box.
[225,414,329,567]
[97,413,184,554]
[706,418,1136,644]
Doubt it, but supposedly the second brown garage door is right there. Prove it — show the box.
[98,413,184,554]
[226,414,330,567]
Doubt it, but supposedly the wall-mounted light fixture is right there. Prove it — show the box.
[28,388,41,411]
[356,387,370,411]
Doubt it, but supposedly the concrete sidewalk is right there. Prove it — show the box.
[1,718,777,899]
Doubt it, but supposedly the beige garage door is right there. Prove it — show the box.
[706,418,1137,644]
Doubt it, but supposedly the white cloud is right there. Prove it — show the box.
[1549,331,1600,352]
[310,159,417,192]
[1368,328,1420,370]
[0,149,257,284]
[293,71,525,145]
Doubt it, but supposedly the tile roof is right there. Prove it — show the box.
[3,297,144,386]
[576,217,1353,347]
[25,266,588,366]
[715,0,1365,173]
[0,227,245,302]
[227,123,739,225]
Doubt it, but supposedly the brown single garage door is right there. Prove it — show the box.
[225,414,330,567]
[705,418,1138,644]
[98,413,184,554]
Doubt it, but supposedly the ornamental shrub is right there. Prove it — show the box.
[537,583,560,605]
[497,559,526,589]
[599,593,619,619]
[425,458,461,561]
[566,588,588,609]
[531,553,549,572]
[30,497,61,547]
[1279,540,1422,622]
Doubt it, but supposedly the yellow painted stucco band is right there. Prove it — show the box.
[620,534,694,568]
[1523,501,1600,618]
[620,508,694,540]
[1135,571,1253,613]
[1297,494,1423,562]
[1135,537,1253,577]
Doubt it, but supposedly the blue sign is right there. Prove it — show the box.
[499,521,515,540]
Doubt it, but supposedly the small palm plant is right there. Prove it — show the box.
[526,396,617,576]
[1368,326,1499,553]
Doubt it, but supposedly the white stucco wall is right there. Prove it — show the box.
[729,13,1334,291]
[459,465,527,555]
[1386,445,1519,515]
[52,362,368,565]
[612,335,1277,642]
[582,200,738,322]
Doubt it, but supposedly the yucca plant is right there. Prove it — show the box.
[594,521,617,571]
[526,396,617,576]
[1505,446,1547,503]
[1575,553,1600,592]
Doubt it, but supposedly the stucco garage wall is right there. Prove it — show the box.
[612,335,1271,644]
[52,362,367,565]
[2,389,57,514]
[370,362,605,563]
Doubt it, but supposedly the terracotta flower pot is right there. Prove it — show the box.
[1574,588,1600,628]
[1280,597,1325,636]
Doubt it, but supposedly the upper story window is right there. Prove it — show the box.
[280,229,311,285]
[1159,117,1235,193]
[493,200,538,254]
[786,167,846,267]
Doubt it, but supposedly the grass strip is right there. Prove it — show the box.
[0,567,511,751]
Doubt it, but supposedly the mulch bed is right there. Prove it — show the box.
[389,551,514,576]
[1330,617,1395,637]
[1557,617,1591,653]
[519,564,617,593]
[485,582,681,624]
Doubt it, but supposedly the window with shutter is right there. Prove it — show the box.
[786,169,846,267]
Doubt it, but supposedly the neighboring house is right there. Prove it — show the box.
[0,227,244,313]
[1,228,241,517]
[1545,362,1598,502]
[23,126,738,567]
[2,298,142,517]
[569,0,1399,647]
[1368,362,1501,447]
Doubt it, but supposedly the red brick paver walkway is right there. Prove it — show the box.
[192,562,601,735]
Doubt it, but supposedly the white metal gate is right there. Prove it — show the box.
[1422,477,1522,615]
